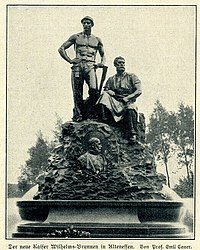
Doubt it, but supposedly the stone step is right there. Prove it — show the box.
[13,222,189,238]
[17,223,187,233]
[12,232,191,239]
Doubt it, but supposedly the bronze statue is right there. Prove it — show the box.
[78,137,107,174]
[58,16,106,122]
[97,56,142,142]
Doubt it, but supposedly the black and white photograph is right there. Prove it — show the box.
[3,2,198,247]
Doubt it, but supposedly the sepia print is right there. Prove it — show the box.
[4,3,197,248]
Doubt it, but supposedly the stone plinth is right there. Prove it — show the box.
[12,200,190,238]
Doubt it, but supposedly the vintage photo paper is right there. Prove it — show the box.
[1,1,199,250]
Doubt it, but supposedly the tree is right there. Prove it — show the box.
[146,100,175,187]
[173,172,193,198]
[18,131,50,191]
[50,113,64,147]
[171,103,194,179]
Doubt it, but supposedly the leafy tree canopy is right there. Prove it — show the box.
[173,172,193,198]
[18,131,50,191]
[146,100,173,187]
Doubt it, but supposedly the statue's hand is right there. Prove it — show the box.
[71,58,81,64]
[107,90,115,96]
[122,96,130,103]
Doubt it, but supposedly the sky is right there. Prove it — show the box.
[7,5,195,185]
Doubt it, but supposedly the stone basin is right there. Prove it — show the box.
[17,200,183,224]
[13,200,191,238]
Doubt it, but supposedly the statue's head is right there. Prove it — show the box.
[113,56,125,73]
[88,137,102,154]
[81,16,94,31]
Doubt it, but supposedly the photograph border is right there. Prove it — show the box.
[5,3,197,241]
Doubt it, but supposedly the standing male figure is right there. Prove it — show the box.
[58,16,105,122]
[98,56,142,142]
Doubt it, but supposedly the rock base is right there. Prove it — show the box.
[34,121,166,201]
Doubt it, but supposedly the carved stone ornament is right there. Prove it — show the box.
[34,121,166,201]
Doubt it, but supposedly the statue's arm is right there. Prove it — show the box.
[97,37,106,66]
[123,75,142,103]
[104,78,115,96]
[58,35,76,64]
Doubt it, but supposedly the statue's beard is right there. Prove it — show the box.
[117,67,125,73]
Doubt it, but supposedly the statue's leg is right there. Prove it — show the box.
[85,67,99,119]
[71,66,84,122]
[87,66,98,90]
[87,89,99,119]
[125,109,138,142]
[99,104,107,121]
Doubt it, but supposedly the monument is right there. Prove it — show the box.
[13,16,190,239]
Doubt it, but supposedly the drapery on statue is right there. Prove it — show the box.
[78,137,107,174]
[58,16,106,122]
[97,56,142,143]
